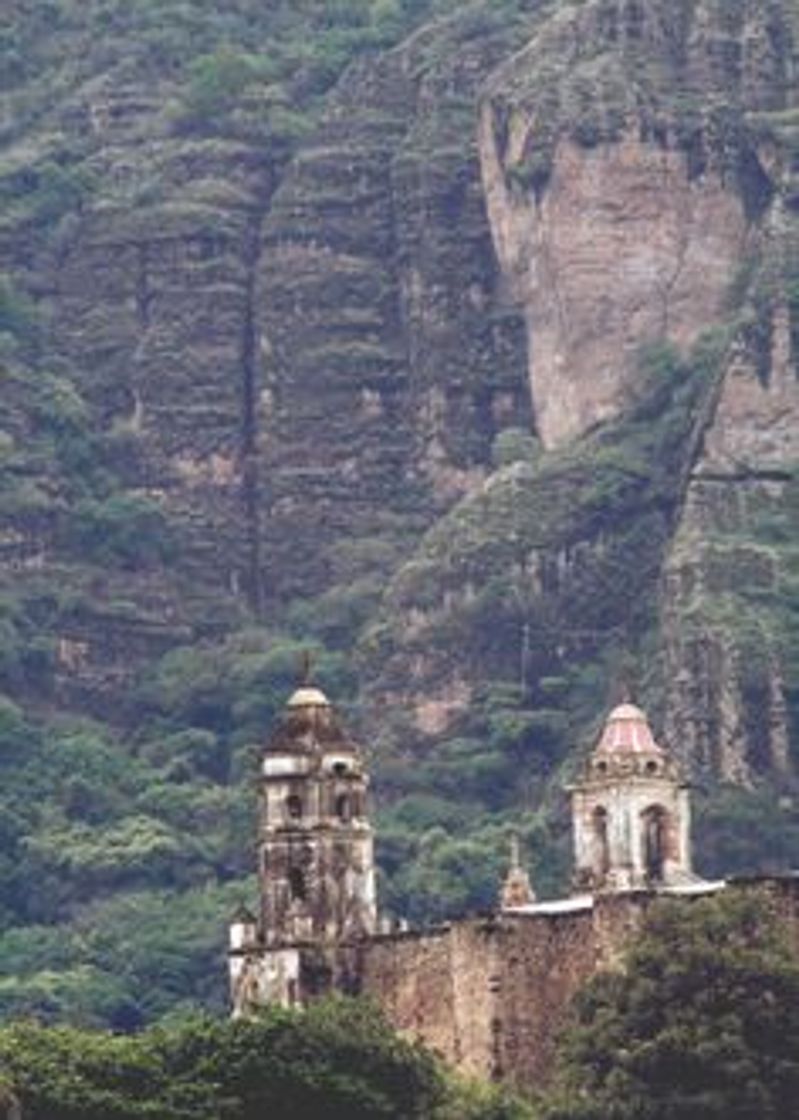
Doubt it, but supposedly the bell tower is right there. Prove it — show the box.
[258,684,377,948]
[230,682,377,1014]
[570,703,694,892]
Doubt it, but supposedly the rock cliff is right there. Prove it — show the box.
[255,12,532,603]
[3,0,797,787]
[0,0,797,1014]
[364,0,798,794]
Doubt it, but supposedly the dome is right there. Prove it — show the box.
[595,702,663,755]
[286,686,330,709]
[608,702,645,720]
[264,685,359,757]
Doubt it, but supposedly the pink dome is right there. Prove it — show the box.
[595,703,663,755]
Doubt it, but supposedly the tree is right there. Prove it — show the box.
[546,891,799,1120]
[0,998,449,1120]
[156,998,447,1120]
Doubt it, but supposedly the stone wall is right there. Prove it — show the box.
[491,909,597,1088]
[231,878,799,1092]
[360,928,465,1070]
[360,908,600,1090]
[357,879,799,1094]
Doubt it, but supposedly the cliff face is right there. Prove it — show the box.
[480,127,747,446]
[479,0,799,785]
[254,14,533,604]
[663,299,799,783]
[478,0,787,445]
[0,0,797,1002]
[1,6,536,714]
[362,0,799,791]
[2,0,796,772]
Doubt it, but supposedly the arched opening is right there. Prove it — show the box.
[642,805,668,882]
[286,794,303,821]
[592,806,610,880]
[288,866,307,902]
[335,793,351,822]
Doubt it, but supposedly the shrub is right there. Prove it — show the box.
[65,495,175,570]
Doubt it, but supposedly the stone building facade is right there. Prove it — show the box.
[229,688,799,1093]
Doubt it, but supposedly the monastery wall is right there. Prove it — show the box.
[360,928,462,1069]
[360,908,600,1091]
[493,909,597,1089]
[357,879,799,1095]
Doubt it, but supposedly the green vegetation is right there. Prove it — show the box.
[0,0,795,1037]
[367,335,731,915]
[0,277,39,352]
[0,998,531,1120]
[695,783,799,878]
[545,891,799,1119]
[0,628,362,1025]
[64,495,175,570]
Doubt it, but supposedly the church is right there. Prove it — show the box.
[228,684,799,1092]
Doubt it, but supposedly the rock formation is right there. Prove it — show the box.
[362,0,799,792]
[0,1,797,1013]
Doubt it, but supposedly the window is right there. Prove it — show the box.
[335,794,351,822]
[289,867,307,901]
[592,806,610,879]
[642,805,668,881]
[286,795,303,821]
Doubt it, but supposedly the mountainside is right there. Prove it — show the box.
[0,0,798,1026]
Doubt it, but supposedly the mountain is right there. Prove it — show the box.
[0,0,797,1026]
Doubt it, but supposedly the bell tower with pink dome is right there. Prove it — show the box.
[569,703,694,892]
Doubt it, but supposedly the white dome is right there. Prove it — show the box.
[287,686,330,709]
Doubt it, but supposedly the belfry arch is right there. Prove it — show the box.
[592,806,610,879]
[641,804,669,882]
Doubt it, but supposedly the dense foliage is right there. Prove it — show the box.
[546,891,799,1120]
[0,0,796,1032]
[0,998,531,1120]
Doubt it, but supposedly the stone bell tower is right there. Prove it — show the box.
[229,682,377,1014]
[570,702,694,892]
[258,684,377,946]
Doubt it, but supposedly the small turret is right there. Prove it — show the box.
[499,833,536,909]
[229,903,259,953]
